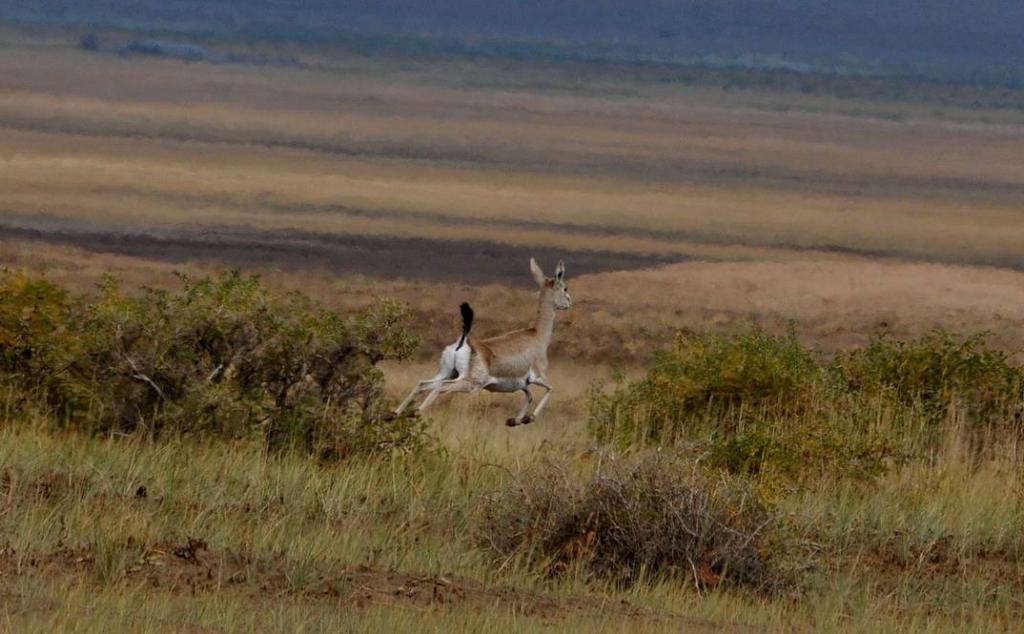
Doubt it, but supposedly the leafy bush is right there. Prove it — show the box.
[589,327,820,446]
[0,269,424,459]
[476,451,790,593]
[833,331,1024,430]
[701,404,899,489]
[587,326,1024,488]
[0,271,75,412]
[588,327,899,488]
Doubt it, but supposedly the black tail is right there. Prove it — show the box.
[455,302,474,350]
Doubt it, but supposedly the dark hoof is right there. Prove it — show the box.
[505,418,519,427]
[382,412,396,422]
[521,415,535,425]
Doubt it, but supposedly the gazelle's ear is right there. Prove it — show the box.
[529,258,545,287]
[555,260,565,280]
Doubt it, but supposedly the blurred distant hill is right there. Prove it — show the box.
[3,1,1022,85]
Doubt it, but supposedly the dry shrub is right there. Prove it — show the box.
[476,451,788,593]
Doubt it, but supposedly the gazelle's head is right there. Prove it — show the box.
[530,258,572,310]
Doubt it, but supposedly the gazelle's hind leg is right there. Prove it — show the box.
[394,374,447,415]
[506,387,533,427]
[418,378,477,413]
[394,345,457,415]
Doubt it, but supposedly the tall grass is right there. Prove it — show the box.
[1,419,1022,631]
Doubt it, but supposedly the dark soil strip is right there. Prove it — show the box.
[0,215,684,285]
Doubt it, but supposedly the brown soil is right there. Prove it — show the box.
[0,541,740,631]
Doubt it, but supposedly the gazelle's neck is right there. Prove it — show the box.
[534,286,555,347]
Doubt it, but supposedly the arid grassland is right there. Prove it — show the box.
[3,27,1024,633]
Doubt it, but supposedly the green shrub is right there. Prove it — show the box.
[0,269,424,459]
[701,400,901,489]
[833,331,1024,431]
[0,271,77,414]
[476,451,791,593]
[589,327,821,447]
[585,326,1024,488]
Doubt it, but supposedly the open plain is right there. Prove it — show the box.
[4,26,1024,632]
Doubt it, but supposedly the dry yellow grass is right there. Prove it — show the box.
[575,259,1024,353]
[3,388,1024,632]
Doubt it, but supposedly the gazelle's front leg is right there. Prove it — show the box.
[506,387,533,427]
[529,378,553,420]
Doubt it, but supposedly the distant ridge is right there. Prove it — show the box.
[2,1,1022,84]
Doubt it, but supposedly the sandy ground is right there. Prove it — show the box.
[574,259,1024,352]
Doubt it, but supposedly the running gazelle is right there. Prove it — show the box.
[394,258,571,426]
